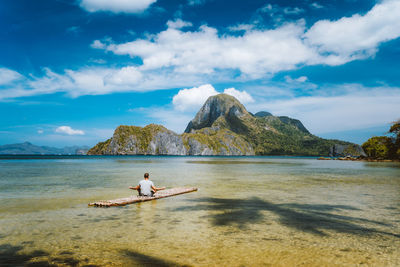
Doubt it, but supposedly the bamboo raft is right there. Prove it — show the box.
[88,187,198,207]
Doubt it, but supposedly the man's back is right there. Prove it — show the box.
[139,179,154,196]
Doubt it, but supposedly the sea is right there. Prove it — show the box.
[0,155,399,266]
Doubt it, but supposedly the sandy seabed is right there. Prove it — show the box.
[0,156,399,266]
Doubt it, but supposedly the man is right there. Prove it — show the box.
[129,173,165,197]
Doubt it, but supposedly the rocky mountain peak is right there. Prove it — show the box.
[88,92,365,157]
[184,94,250,133]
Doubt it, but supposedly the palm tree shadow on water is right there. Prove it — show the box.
[172,197,400,238]
[0,243,189,267]
[0,243,97,267]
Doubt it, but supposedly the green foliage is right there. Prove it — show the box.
[239,116,352,156]
[87,138,111,155]
[362,136,393,159]
[396,147,400,159]
[361,121,400,159]
[183,131,223,153]
[88,124,168,155]
[389,121,400,137]
[389,121,400,159]
[115,124,167,152]
[182,126,250,154]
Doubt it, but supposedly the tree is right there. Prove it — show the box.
[389,120,400,137]
[362,120,400,160]
[362,136,393,159]
[389,120,400,159]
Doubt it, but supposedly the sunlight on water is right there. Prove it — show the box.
[0,156,399,266]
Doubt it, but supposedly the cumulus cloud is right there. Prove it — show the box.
[172,84,218,111]
[223,88,254,104]
[94,0,400,78]
[0,68,23,85]
[2,0,400,100]
[172,84,254,111]
[55,126,85,135]
[305,0,400,64]
[79,0,157,13]
[99,21,315,77]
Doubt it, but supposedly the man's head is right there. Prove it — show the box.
[144,173,149,179]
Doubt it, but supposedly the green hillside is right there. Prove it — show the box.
[88,94,364,156]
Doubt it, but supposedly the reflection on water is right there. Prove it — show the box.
[0,156,399,266]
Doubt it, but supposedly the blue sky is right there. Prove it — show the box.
[0,0,399,147]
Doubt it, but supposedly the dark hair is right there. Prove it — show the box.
[144,173,149,178]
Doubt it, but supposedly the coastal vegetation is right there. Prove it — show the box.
[362,121,400,160]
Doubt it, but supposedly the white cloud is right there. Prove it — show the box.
[284,75,308,83]
[310,2,323,9]
[172,84,254,112]
[90,40,106,49]
[100,21,316,77]
[79,0,157,13]
[55,126,85,135]
[0,68,23,85]
[1,1,400,100]
[295,76,308,83]
[23,67,142,98]
[172,84,218,111]
[305,0,400,64]
[91,0,400,79]
[104,66,143,86]
[166,19,193,29]
[228,24,254,32]
[37,129,44,134]
[0,65,213,100]
[223,88,254,104]
[283,7,304,15]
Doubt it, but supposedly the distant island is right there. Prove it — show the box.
[88,94,365,157]
[0,142,89,155]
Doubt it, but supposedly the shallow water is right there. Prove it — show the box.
[0,156,399,266]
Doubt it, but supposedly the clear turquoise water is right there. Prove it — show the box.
[0,156,399,266]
